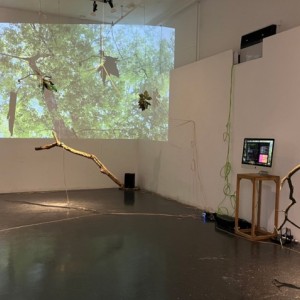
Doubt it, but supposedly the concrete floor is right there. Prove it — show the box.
[0,188,300,299]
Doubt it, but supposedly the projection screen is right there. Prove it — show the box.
[0,23,174,140]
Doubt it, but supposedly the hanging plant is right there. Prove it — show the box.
[17,72,58,93]
[39,75,58,92]
[138,90,152,111]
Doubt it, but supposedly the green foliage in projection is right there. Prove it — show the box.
[0,23,174,140]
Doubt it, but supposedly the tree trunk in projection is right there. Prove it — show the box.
[7,91,17,136]
[0,51,76,138]
[28,54,77,138]
[43,88,76,138]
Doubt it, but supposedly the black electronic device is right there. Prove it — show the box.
[239,25,277,63]
[214,214,251,233]
[240,24,277,49]
[124,173,135,189]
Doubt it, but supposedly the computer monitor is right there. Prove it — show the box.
[241,138,275,174]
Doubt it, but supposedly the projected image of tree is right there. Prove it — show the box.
[0,23,174,140]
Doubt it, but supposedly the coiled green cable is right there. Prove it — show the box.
[217,63,236,216]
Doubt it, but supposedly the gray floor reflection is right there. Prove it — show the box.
[0,189,299,299]
[0,216,167,300]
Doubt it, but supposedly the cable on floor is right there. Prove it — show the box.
[0,211,200,233]
[4,199,99,213]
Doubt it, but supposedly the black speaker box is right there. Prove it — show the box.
[124,173,135,189]
[240,24,277,49]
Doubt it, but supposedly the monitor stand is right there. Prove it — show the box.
[258,170,269,176]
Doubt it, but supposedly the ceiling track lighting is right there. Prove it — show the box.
[92,0,114,11]
[103,0,114,9]
[93,1,97,12]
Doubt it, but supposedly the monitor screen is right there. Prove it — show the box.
[241,138,275,168]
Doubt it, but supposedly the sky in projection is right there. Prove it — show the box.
[0,23,174,140]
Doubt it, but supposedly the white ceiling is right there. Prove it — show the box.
[0,0,196,25]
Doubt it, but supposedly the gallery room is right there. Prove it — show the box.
[1,0,300,299]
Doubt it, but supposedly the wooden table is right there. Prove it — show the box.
[234,173,280,241]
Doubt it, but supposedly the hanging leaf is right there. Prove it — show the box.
[97,52,120,84]
[138,90,152,111]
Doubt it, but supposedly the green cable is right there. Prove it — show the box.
[217,63,236,216]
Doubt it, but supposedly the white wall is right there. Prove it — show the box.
[167,0,300,67]
[139,25,300,240]
[138,50,233,212]
[0,138,138,193]
[0,7,97,24]
[232,26,300,238]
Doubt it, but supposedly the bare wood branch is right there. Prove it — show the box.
[35,131,123,188]
[281,164,300,187]
[279,164,300,231]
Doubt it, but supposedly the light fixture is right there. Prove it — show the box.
[92,0,114,10]
[103,0,114,9]
[93,1,98,13]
